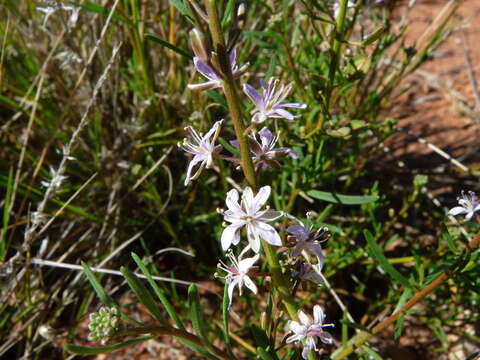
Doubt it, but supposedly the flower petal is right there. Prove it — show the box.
[319,330,333,344]
[227,278,240,307]
[243,275,257,294]
[238,254,259,272]
[287,225,309,239]
[226,189,243,214]
[246,223,261,253]
[313,305,325,325]
[298,310,311,327]
[272,108,295,121]
[187,80,221,91]
[243,83,263,108]
[287,321,307,337]
[184,156,205,186]
[256,221,282,247]
[253,185,271,213]
[194,57,218,81]
[221,225,241,251]
[447,206,467,217]
[258,209,283,221]
[258,127,274,148]
[279,102,307,109]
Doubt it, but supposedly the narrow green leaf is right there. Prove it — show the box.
[188,284,215,354]
[394,315,405,342]
[131,253,185,330]
[221,0,236,27]
[250,324,270,348]
[364,231,411,288]
[307,190,378,205]
[120,267,167,325]
[0,167,13,260]
[65,335,152,355]
[145,34,192,59]
[168,0,192,20]
[81,262,115,307]
[361,345,384,360]
[206,90,228,108]
[222,285,234,357]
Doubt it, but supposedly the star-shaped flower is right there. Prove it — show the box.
[447,190,480,221]
[286,215,329,270]
[221,186,283,253]
[216,248,259,307]
[231,127,298,171]
[286,305,334,359]
[188,47,249,91]
[243,78,306,124]
[179,119,223,186]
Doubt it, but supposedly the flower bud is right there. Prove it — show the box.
[88,307,120,344]
[189,28,209,62]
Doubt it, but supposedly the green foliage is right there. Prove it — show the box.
[0,0,477,359]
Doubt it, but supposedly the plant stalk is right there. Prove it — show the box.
[204,0,257,189]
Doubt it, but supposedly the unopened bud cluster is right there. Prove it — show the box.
[88,307,120,343]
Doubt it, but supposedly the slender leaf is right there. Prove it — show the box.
[120,266,167,325]
[131,253,185,330]
[168,0,192,20]
[145,34,192,59]
[307,190,378,205]
[65,335,152,355]
[0,167,13,260]
[222,285,234,357]
[188,284,215,354]
[81,262,115,307]
[364,231,411,288]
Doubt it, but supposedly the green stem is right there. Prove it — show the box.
[262,241,298,319]
[204,0,257,189]
[326,0,349,107]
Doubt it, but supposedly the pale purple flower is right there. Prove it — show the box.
[216,248,259,307]
[188,47,249,91]
[179,120,223,186]
[286,305,334,359]
[447,190,480,221]
[231,127,298,171]
[286,216,329,270]
[221,186,283,253]
[294,262,324,285]
[243,78,306,123]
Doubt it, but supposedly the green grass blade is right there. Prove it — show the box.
[0,166,13,261]
[222,285,233,357]
[144,34,192,59]
[65,335,153,355]
[131,252,185,330]
[307,190,378,205]
[120,266,167,325]
[81,262,115,307]
[188,284,215,355]
[364,231,411,288]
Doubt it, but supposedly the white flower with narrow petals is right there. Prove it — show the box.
[179,120,223,186]
[221,186,283,253]
[286,305,334,359]
[217,248,259,307]
[447,190,480,221]
[243,78,306,124]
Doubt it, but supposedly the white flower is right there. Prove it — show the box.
[179,120,223,186]
[286,215,329,271]
[243,78,306,124]
[447,190,480,221]
[221,186,283,253]
[217,248,259,307]
[286,305,334,359]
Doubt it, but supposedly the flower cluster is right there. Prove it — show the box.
[88,307,120,344]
